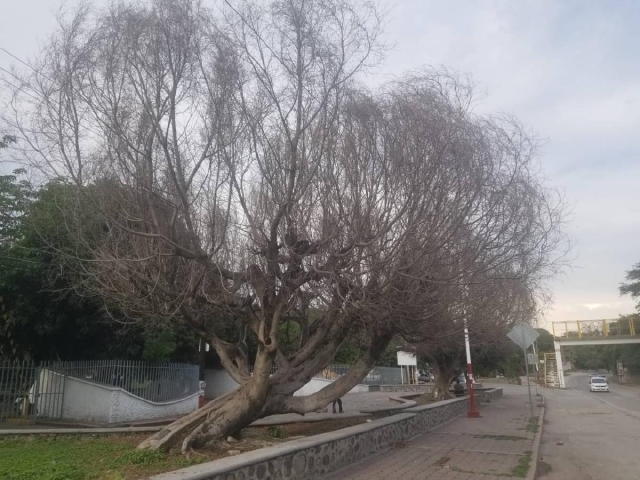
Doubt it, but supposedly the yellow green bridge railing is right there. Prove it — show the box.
[552,318,640,340]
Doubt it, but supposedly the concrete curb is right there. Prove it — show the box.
[360,395,416,415]
[526,396,546,480]
[0,426,163,435]
[251,412,368,426]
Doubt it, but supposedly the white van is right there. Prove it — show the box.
[589,376,609,392]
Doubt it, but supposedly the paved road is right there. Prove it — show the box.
[539,372,640,480]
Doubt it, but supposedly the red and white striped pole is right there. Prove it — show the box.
[464,318,480,418]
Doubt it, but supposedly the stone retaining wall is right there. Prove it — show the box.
[151,388,503,480]
[379,384,433,393]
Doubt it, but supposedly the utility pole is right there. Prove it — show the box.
[464,318,480,418]
[507,324,539,421]
[522,343,535,420]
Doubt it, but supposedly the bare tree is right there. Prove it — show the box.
[408,276,540,399]
[1,0,569,452]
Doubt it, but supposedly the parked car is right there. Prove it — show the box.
[589,376,609,392]
[417,370,435,383]
[450,374,481,388]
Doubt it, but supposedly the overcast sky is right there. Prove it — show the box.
[1,0,639,328]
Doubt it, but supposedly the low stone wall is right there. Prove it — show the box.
[151,388,503,480]
[379,384,433,393]
[481,386,504,402]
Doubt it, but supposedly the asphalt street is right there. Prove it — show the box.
[538,372,640,480]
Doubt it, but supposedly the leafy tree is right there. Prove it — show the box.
[142,328,177,363]
[0,177,202,361]
[0,178,137,359]
[621,263,640,309]
[473,341,524,379]
[535,328,554,353]
[0,135,15,149]
[0,169,32,244]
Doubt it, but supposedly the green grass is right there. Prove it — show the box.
[265,426,286,439]
[526,416,539,433]
[0,436,207,480]
[511,452,532,477]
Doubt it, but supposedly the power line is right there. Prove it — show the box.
[0,46,53,83]
[0,67,41,103]
[0,47,38,73]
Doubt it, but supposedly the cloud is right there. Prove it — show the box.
[583,303,607,310]
[580,303,630,311]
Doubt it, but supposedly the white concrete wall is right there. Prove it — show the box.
[203,369,369,399]
[62,376,115,423]
[293,377,369,396]
[109,388,198,423]
[293,377,332,396]
[204,369,240,399]
[61,376,199,423]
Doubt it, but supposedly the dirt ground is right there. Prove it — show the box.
[244,416,366,439]
[413,393,438,406]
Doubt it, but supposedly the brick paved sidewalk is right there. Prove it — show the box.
[323,392,541,480]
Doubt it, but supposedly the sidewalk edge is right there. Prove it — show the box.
[526,396,546,480]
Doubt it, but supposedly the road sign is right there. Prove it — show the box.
[527,353,539,365]
[507,324,539,420]
[507,324,540,351]
[396,351,417,366]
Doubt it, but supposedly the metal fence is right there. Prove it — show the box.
[0,359,199,423]
[250,364,403,386]
[0,360,39,423]
[360,366,403,385]
[46,360,199,403]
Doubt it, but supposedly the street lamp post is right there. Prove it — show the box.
[464,318,480,418]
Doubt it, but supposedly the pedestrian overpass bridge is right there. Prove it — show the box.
[552,318,640,388]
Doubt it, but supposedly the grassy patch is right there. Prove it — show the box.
[511,452,532,477]
[517,416,539,434]
[526,417,539,433]
[0,435,208,480]
[473,434,528,441]
[265,426,286,439]
[0,418,369,480]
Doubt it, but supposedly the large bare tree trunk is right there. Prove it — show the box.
[4,0,571,458]
[432,361,455,401]
[425,350,463,401]
[138,333,392,453]
[138,379,269,453]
